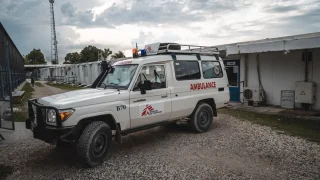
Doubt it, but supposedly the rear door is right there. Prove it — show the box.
[170,56,229,120]
[129,63,172,128]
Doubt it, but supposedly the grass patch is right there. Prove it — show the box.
[13,82,34,122]
[219,108,320,143]
[35,82,44,87]
[13,111,28,122]
[45,83,83,91]
[20,82,34,104]
[0,164,14,180]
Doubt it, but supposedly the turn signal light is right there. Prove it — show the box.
[59,110,74,121]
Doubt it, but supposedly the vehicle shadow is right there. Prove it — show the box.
[26,122,219,170]
[111,125,189,151]
[26,144,81,169]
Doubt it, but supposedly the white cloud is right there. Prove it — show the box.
[0,0,319,63]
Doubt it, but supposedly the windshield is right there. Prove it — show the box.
[98,64,138,89]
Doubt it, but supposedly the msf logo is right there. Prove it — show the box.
[141,105,154,116]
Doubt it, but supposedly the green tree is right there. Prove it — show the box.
[102,48,112,60]
[80,45,101,63]
[23,55,28,64]
[111,51,126,59]
[25,49,46,64]
[64,46,114,64]
[64,53,72,64]
[64,52,80,64]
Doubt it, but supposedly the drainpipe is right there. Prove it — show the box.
[304,50,308,82]
[244,54,248,87]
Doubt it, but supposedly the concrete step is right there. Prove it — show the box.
[12,91,25,104]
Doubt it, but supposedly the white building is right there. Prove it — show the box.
[218,32,320,110]
[39,58,128,86]
[39,61,101,86]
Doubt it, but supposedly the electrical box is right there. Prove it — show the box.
[281,90,295,109]
[295,82,316,104]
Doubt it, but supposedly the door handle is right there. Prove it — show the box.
[161,95,168,98]
[218,87,224,92]
[133,99,146,103]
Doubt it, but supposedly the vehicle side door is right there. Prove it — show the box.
[129,63,171,128]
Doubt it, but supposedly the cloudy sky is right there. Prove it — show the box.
[0,0,319,63]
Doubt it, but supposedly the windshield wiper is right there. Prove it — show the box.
[110,83,120,94]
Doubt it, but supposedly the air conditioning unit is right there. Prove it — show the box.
[243,88,262,102]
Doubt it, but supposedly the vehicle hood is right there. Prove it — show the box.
[37,88,120,108]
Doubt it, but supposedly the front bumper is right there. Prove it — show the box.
[26,119,74,143]
[26,99,75,144]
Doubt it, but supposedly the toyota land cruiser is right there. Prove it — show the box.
[25,43,229,167]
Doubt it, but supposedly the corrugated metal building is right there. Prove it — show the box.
[39,58,128,86]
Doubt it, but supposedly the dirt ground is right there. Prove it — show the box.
[0,84,319,180]
[32,81,68,99]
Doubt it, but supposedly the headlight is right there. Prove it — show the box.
[59,109,74,121]
[47,109,57,123]
[46,109,74,124]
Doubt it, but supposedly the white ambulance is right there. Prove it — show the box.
[26,43,230,167]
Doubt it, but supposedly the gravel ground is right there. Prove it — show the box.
[0,114,319,180]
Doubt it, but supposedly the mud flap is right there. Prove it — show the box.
[115,124,123,144]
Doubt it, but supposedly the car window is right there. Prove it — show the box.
[201,61,223,79]
[99,65,138,89]
[174,61,201,80]
[134,64,166,90]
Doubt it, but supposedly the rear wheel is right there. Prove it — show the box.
[77,121,112,167]
[190,103,214,133]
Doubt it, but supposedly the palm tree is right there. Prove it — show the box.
[111,51,126,59]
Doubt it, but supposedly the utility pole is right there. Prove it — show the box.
[49,0,58,64]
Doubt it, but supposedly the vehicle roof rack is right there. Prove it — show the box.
[144,43,219,56]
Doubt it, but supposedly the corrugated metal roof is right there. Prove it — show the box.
[216,32,320,55]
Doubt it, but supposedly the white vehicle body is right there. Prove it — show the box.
[37,54,229,131]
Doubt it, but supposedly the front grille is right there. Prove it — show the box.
[28,100,46,126]
[28,99,61,127]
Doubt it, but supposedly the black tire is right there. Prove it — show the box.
[190,103,214,133]
[77,121,112,167]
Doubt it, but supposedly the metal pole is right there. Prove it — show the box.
[5,39,15,130]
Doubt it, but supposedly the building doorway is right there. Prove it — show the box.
[224,60,240,102]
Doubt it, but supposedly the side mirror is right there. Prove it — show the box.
[138,80,152,94]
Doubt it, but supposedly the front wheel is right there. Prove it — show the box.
[190,103,214,133]
[77,121,112,167]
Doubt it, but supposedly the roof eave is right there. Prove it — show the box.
[227,36,320,55]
